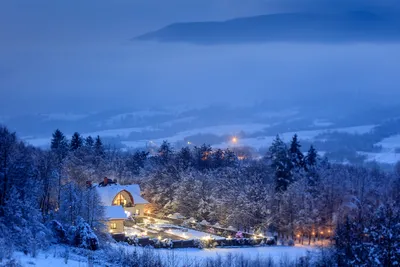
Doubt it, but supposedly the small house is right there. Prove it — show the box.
[96,177,149,233]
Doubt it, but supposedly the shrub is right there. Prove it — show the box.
[73,217,99,250]
[49,220,67,244]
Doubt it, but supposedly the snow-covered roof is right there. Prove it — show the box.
[96,184,149,206]
[104,206,127,220]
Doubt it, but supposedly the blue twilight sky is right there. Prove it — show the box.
[1,0,400,116]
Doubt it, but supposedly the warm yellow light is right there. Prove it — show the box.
[297,234,300,238]
[320,231,324,235]
[312,232,315,235]
[109,229,113,233]
[187,141,191,145]
[227,236,232,240]
[258,234,264,238]
[158,236,162,240]
[328,229,331,233]
[232,137,238,143]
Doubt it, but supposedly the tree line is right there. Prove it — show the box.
[1,126,400,265]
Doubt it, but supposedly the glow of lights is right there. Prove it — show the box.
[158,236,162,240]
[232,137,238,143]
[258,234,264,238]
[109,230,113,233]
[187,141,191,145]
[320,231,324,235]
[297,234,300,238]
[328,229,331,233]
[227,236,232,240]
[312,232,315,236]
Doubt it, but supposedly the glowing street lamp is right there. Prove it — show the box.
[232,137,238,144]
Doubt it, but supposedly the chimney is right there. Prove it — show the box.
[86,181,92,188]
[104,177,108,186]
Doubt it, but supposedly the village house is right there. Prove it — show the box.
[95,177,149,234]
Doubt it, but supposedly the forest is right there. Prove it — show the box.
[1,125,400,266]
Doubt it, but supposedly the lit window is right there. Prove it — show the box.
[113,193,127,206]
[136,209,140,215]
[110,223,117,229]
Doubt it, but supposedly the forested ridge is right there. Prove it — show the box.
[1,126,400,266]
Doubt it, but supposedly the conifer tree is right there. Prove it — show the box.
[176,146,192,170]
[70,132,83,151]
[84,136,94,148]
[212,148,224,168]
[288,134,304,170]
[268,135,292,192]
[158,140,173,165]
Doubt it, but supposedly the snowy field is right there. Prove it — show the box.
[156,224,225,240]
[122,245,315,265]
[11,244,316,266]
[377,135,400,151]
[14,250,89,267]
[360,151,400,164]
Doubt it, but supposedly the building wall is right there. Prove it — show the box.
[107,219,124,234]
[125,204,147,217]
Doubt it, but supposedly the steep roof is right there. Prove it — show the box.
[96,183,149,206]
[104,206,126,220]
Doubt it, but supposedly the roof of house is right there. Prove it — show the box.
[104,205,127,220]
[96,183,149,206]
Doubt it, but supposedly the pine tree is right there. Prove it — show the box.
[305,145,318,170]
[84,136,94,148]
[0,126,17,214]
[158,140,173,165]
[193,144,212,170]
[304,145,320,190]
[288,134,304,171]
[212,149,224,168]
[70,132,83,151]
[127,150,149,175]
[223,149,238,168]
[50,129,69,208]
[268,135,292,192]
[94,136,104,157]
[176,146,192,170]
[51,129,69,153]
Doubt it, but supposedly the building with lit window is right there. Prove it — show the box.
[96,177,149,234]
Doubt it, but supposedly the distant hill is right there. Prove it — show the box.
[134,11,400,44]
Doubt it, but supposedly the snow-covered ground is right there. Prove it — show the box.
[13,250,89,267]
[360,151,400,164]
[377,135,400,151]
[11,244,316,266]
[123,245,315,265]
[156,224,225,241]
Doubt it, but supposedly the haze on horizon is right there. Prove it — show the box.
[1,0,400,116]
